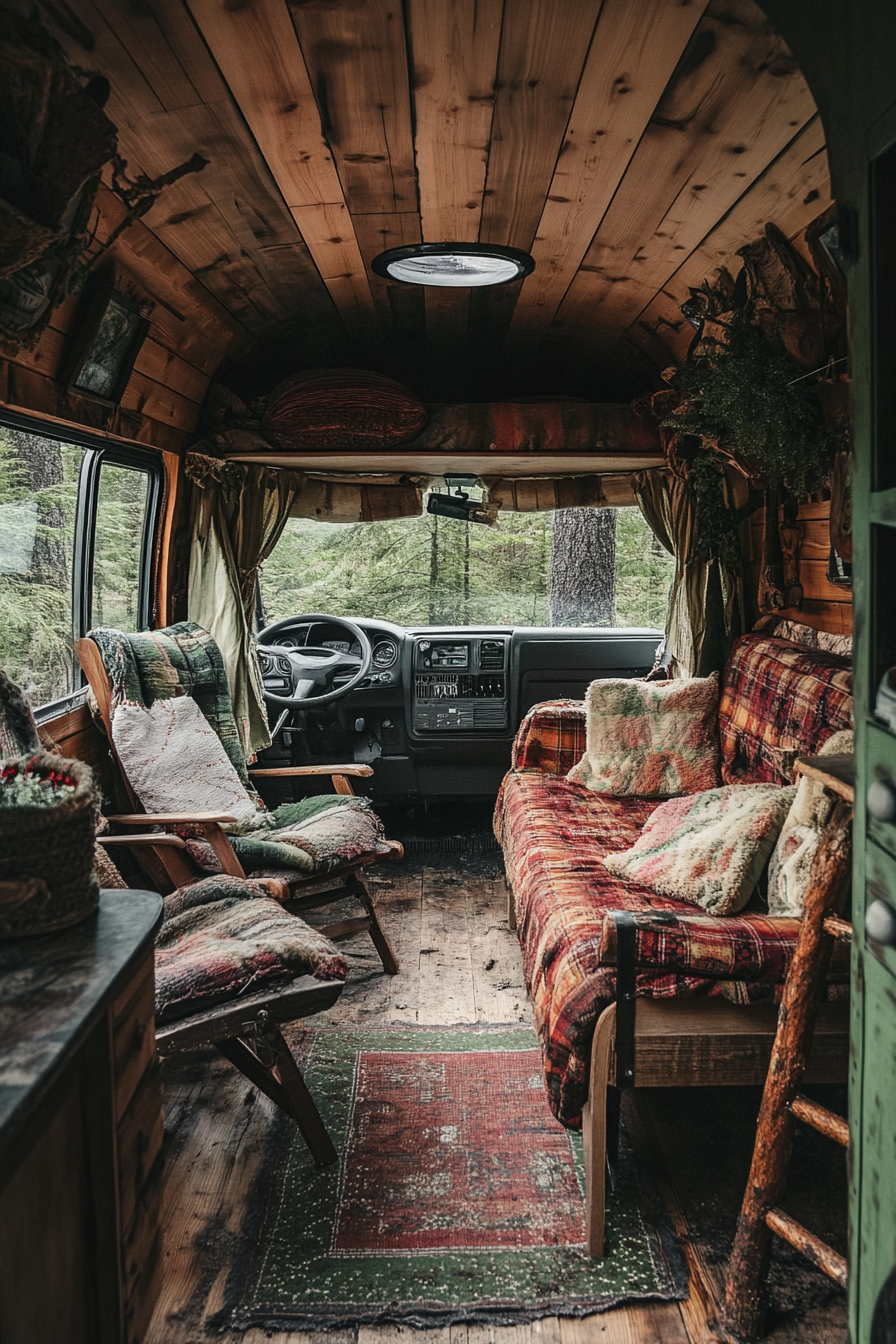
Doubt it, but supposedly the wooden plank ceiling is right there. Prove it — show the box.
[26,0,830,403]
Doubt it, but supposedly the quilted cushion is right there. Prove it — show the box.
[719,635,852,785]
[511,699,587,776]
[263,368,427,451]
[604,783,796,915]
[155,876,348,1023]
[567,673,720,797]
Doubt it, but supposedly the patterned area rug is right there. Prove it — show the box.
[229,1025,687,1331]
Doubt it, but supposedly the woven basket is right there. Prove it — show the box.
[0,752,100,938]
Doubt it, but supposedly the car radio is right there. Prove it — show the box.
[412,635,509,732]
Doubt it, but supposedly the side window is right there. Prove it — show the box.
[0,421,160,711]
[91,461,151,631]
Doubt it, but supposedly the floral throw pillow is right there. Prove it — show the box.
[604,783,796,915]
[567,673,720,797]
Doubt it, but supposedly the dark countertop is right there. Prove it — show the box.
[0,890,163,1161]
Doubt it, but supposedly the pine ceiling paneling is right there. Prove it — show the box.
[13,0,831,396]
[185,0,377,337]
[506,0,711,354]
[549,0,819,356]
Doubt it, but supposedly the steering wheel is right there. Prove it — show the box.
[257,613,372,708]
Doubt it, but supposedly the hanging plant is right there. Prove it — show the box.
[664,305,839,495]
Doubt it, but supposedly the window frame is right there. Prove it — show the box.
[0,410,163,720]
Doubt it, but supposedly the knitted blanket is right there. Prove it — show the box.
[155,875,348,1022]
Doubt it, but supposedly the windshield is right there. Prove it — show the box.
[261,504,672,629]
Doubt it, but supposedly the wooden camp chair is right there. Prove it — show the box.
[77,636,401,975]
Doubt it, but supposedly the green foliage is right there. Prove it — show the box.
[670,308,837,494]
[261,504,673,631]
[689,450,742,569]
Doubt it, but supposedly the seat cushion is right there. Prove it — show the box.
[155,876,348,1023]
[511,699,587,776]
[719,635,852,784]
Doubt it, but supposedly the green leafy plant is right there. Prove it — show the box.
[667,307,838,494]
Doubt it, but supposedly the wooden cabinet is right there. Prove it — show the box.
[0,890,164,1344]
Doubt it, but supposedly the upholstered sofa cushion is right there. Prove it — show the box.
[263,368,427,451]
[511,698,587,776]
[567,673,720,797]
[604,783,796,915]
[719,635,852,785]
[155,876,348,1023]
[767,728,854,915]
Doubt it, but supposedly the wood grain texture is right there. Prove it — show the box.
[627,118,830,370]
[185,0,376,334]
[508,0,710,353]
[552,0,819,355]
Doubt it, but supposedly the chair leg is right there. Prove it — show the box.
[347,873,399,974]
[216,1029,337,1166]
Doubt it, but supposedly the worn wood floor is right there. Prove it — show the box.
[144,852,847,1344]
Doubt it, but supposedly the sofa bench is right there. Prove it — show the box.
[494,633,853,1254]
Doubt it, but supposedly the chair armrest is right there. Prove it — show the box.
[249,764,374,778]
[98,833,188,850]
[107,811,239,826]
[599,909,804,984]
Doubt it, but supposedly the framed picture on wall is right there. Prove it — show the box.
[63,287,150,405]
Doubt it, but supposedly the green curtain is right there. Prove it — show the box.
[186,454,303,757]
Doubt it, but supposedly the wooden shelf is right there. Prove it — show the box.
[223,451,664,478]
[794,753,856,802]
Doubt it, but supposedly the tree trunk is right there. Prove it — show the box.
[549,508,617,626]
[428,511,439,623]
[8,429,67,587]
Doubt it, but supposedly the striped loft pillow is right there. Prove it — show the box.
[263,368,427,451]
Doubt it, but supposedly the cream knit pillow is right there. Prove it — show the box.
[112,697,260,830]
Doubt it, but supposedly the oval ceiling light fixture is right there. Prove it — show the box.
[371,242,535,289]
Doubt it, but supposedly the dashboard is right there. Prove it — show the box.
[257,618,661,799]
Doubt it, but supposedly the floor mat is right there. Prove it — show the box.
[226,1024,687,1331]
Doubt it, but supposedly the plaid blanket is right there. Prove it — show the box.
[89,623,251,788]
[155,875,348,1023]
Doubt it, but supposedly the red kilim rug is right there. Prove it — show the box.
[227,1025,687,1332]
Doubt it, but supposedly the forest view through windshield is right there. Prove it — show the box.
[261,504,674,631]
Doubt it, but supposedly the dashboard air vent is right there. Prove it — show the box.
[479,639,505,670]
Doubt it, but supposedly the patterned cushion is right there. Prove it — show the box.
[154,876,348,1023]
[719,635,852,784]
[767,729,854,915]
[604,784,796,915]
[263,368,427,451]
[511,699,587,776]
[567,673,720,797]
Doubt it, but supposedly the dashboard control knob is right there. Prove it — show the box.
[383,719,393,730]
[866,898,896,948]
[419,641,431,652]
[867,777,896,824]
[354,717,365,733]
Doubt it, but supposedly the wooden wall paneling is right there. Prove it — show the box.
[550,1,819,356]
[185,0,377,340]
[406,0,504,351]
[746,498,852,636]
[0,359,191,456]
[626,117,830,370]
[506,0,710,356]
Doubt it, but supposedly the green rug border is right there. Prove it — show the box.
[220,1023,688,1333]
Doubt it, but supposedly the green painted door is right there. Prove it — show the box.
[852,113,896,1341]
